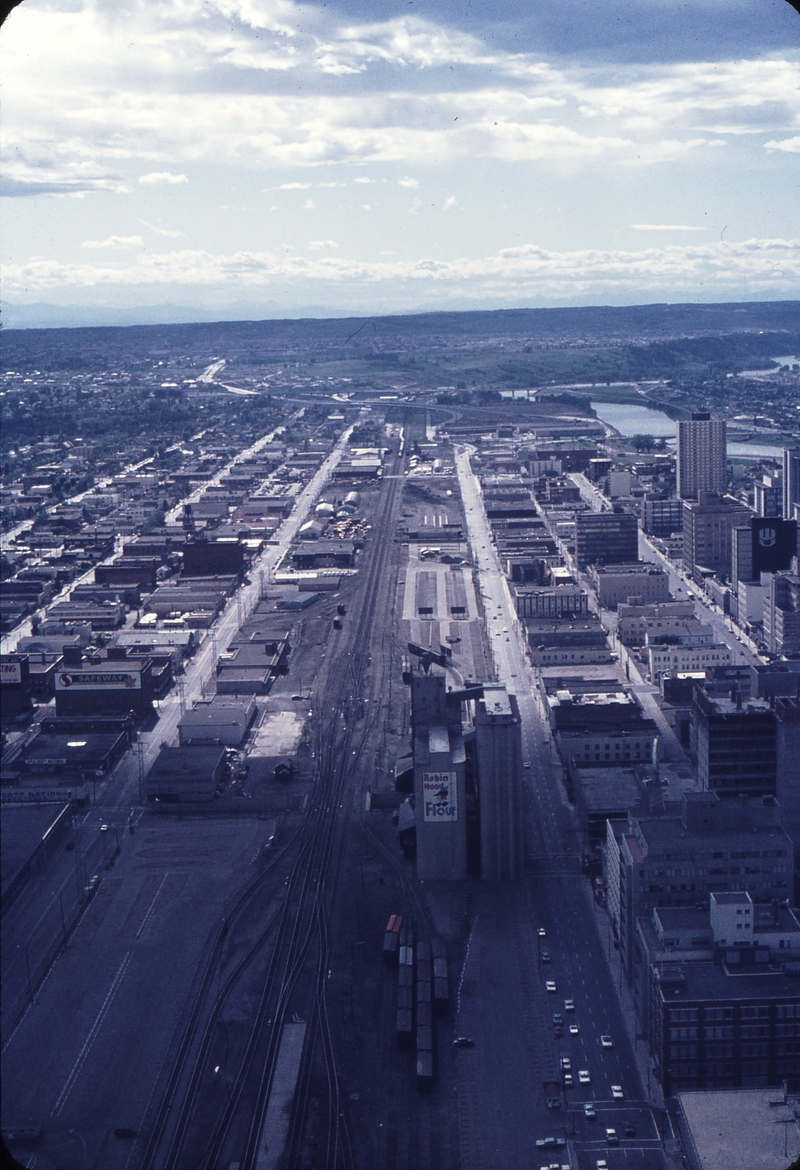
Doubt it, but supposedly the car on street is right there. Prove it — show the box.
[600,1035,613,1048]
[564,999,574,1012]
[578,1070,591,1085]
[542,951,551,963]
[524,761,531,767]
[452,1037,475,1047]
[535,1136,566,1149]
[611,1085,624,1100]
[563,1072,573,1087]
[569,1024,579,1035]
[560,1056,571,1070]
[538,927,546,937]
[552,1013,563,1026]
[583,1103,596,1119]
[545,981,557,992]
[596,1161,608,1170]
[606,1127,619,1145]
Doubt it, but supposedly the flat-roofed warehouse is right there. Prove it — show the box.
[16,730,129,781]
[145,745,227,803]
[179,697,257,746]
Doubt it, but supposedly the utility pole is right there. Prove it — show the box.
[137,740,145,804]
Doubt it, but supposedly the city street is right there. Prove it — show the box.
[453,447,669,1170]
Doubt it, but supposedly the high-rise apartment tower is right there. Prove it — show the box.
[676,412,727,500]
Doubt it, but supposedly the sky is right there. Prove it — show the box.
[2,0,800,326]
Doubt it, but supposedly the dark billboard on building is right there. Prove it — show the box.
[751,517,798,575]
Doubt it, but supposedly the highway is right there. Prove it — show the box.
[453,447,667,1170]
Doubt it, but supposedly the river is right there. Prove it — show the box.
[589,401,784,461]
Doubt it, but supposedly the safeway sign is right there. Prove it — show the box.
[423,771,458,822]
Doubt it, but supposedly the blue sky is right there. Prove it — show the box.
[2,0,799,324]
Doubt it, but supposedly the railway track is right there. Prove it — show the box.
[139,438,406,1170]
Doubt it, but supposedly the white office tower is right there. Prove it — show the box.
[676,412,727,500]
[783,447,800,519]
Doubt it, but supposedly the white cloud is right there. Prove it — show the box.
[308,239,338,249]
[138,171,188,185]
[398,176,419,187]
[274,181,313,189]
[303,198,316,209]
[140,219,186,237]
[82,234,144,249]
[631,224,705,231]
[1,2,797,190]
[354,176,375,184]
[765,136,800,153]
[442,195,458,210]
[6,237,798,300]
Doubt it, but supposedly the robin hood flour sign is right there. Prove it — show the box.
[422,771,458,822]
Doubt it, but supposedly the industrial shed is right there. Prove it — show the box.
[145,745,226,803]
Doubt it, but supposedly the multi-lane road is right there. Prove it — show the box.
[454,447,672,1170]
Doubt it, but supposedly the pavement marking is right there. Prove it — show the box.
[51,951,133,1116]
[136,872,170,940]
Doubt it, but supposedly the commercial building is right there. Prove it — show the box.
[513,585,588,619]
[754,473,782,519]
[682,492,752,578]
[677,412,727,500]
[291,541,356,570]
[526,614,613,666]
[54,648,154,719]
[692,688,776,798]
[775,698,800,891]
[16,730,129,784]
[783,447,800,520]
[650,959,800,1096]
[182,537,245,578]
[648,635,732,684]
[642,497,685,537]
[617,600,696,647]
[575,508,639,570]
[605,793,793,980]
[634,895,800,1040]
[589,562,671,608]
[548,683,657,756]
[675,1089,800,1170]
[145,745,226,803]
[764,573,800,656]
[0,654,34,720]
[733,517,798,582]
[178,696,257,746]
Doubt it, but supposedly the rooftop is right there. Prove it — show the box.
[677,1089,800,1170]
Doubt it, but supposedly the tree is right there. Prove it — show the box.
[631,433,656,452]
